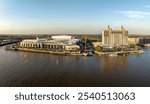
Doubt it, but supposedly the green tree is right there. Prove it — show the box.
[95,46,103,52]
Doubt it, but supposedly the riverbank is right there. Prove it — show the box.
[94,50,144,56]
[5,46,82,56]
[5,45,144,56]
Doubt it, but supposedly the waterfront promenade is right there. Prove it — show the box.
[5,45,144,56]
[5,46,82,56]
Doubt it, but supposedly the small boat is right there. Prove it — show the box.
[82,52,94,56]
[109,53,118,57]
[87,52,94,56]
[82,52,88,56]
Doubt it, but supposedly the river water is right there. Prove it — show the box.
[0,46,150,87]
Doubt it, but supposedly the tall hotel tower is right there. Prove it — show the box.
[102,25,128,47]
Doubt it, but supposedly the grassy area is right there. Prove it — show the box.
[74,35,101,41]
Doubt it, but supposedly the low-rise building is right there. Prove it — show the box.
[19,35,80,52]
[20,37,46,48]
[128,37,150,44]
[128,38,140,44]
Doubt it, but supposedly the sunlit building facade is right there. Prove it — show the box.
[19,35,80,52]
[102,25,128,47]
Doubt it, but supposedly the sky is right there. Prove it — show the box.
[0,0,150,34]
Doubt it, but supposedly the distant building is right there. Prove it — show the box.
[128,38,140,44]
[139,38,150,44]
[102,25,128,47]
[128,37,150,45]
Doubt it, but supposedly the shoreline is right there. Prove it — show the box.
[94,50,144,56]
[5,46,144,56]
[5,46,82,56]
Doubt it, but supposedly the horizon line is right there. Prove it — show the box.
[1,33,150,36]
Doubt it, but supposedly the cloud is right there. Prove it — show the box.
[115,10,150,19]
